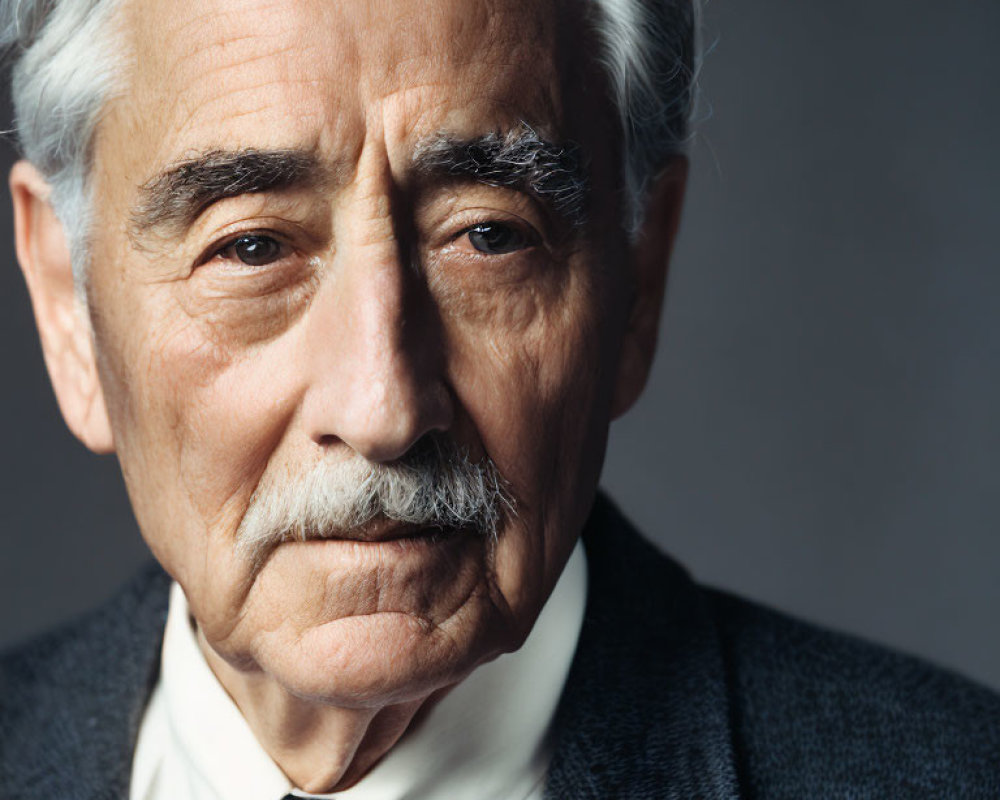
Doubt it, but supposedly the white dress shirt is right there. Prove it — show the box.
[130,541,587,800]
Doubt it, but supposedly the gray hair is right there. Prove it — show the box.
[1,0,697,283]
[235,434,512,568]
[2,0,123,282]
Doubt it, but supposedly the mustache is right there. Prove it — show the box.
[235,435,513,564]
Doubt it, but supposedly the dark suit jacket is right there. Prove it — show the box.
[3,495,1000,799]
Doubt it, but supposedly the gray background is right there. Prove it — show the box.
[2,2,999,690]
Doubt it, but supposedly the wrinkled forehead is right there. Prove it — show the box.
[107,0,587,181]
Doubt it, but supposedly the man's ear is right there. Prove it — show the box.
[10,160,114,453]
[611,156,688,419]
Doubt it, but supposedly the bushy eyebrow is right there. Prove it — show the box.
[128,128,589,242]
[412,126,590,227]
[129,148,325,240]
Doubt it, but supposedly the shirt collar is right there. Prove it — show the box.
[152,541,587,800]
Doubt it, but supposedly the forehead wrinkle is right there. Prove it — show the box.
[126,0,566,149]
[109,0,583,242]
[341,0,563,100]
[167,75,333,149]
[128,0,328,118]
[163,25,323,92]
[142,0,301,56]
[185,39,309,83]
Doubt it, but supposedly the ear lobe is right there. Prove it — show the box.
[611,156,688,419]
[10,160,115,453]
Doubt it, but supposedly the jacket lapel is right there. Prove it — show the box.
[544,495,742,799]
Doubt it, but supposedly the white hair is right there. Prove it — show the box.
[1,0,698,282]
[589,0,699,232]
[2,0,124,283]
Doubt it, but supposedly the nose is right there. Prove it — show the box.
[300,224,453,464]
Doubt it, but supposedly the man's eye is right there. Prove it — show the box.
[217,234,285,266]
[465,222,531,255]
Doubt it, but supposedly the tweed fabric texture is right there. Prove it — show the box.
[711,590,1000,798]
[542,498,741,799]
[0,562,169,800]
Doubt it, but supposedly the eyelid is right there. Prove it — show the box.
[195,227,293,267]
[457,219,539,251]
[439,208,544,249]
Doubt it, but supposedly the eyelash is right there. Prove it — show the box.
[201,229,292,267]
[456,220,536,255]
[449,211,542,248]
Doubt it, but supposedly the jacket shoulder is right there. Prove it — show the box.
[0,561,170,797]
[0,560,169,697]
[708,589,1000,798]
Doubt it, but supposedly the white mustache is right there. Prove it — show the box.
[235,437,512,564]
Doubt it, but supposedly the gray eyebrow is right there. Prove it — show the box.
[130,148,325,239]
[412,126,589,227]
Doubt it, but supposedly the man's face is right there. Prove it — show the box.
[79,0,642,704]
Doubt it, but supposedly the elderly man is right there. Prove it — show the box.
[1,0,999,798]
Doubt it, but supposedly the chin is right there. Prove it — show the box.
[255,599,510,708]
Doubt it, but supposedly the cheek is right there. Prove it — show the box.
[107,262,321,514]
[448,269,612,471]
[172,345,294,526]
[95,287,306,573]
[442,260,618,578]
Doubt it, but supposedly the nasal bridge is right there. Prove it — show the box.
[299,135,453,463]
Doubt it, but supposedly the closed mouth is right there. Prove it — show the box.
[300,520,458,544]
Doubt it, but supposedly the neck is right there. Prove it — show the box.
[195,628,435,794]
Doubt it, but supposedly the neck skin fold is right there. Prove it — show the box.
[195,628,443,794]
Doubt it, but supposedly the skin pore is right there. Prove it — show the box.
[10,0,685,792]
